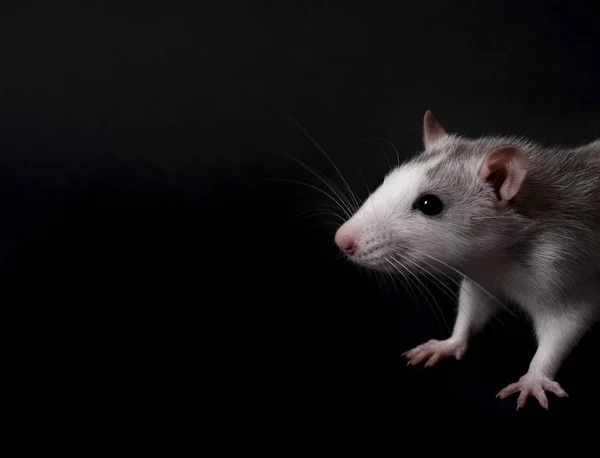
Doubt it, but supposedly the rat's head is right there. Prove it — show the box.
[334,111,529,273]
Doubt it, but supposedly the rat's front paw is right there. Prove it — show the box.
[496,373,569,410]
[402,338,468,368]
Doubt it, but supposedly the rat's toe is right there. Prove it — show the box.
[424,353,442,367]
[497,382,520,399]
[544,380,568,398]
[533,387,549,410]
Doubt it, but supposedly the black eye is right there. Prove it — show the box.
[413,194,443,216]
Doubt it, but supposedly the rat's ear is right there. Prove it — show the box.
[423,110,448,148]
[478,145,528,208]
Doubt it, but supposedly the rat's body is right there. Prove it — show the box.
[334,112,600,409]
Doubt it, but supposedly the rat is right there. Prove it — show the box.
[334,111,600,409]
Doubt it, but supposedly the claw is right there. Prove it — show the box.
[497,373,568,410]
[403,338,468,368]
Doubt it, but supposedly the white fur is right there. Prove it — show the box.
[335,115,600,409]
[337,158,443,269]
[353,157,444,228]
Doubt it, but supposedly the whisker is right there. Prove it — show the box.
[388,255,449,334]
[394,252,476,328]
[304,221,339,232]
[355,167,371,196]
[386,260,408,300]
[394,256,450,334]
[374,270,387,299]
[291,118,362,212]
[379,270,395,298]
[298,210,346,223]
[385,250,509,332]
[266,178,352,220]
[357,137,401,168]
[388,271,405,302]
[380,145,392,171]
[274,148,355,217]
[297,206,345,218]
[383,256,420,307]
[384,256,420,308]
[402,254,459,303]
[407,249,516,320]
[305,203,350,220]
[415,255,509,331]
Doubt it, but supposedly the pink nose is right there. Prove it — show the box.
[335,231,357,255]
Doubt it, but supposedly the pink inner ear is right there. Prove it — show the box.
[486,167,508,201]
[479,146,528,205]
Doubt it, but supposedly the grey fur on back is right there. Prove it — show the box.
[571,139,600,166]
[420,134,600,314]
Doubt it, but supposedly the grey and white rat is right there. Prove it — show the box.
[334,111,600,409]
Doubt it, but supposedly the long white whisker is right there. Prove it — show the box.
[299,211,346,223]
[291,119,361,212]
[384,256,420,307]
[266,178,352,220]
[374,271,387,299]
[408,249,516,319]
[304,221,339,232]
[275,148,355,217]
[317,203,351,216]
[393,252,479,329]
[297,206,346,221]
[297,206,342,216]
[388,255,449,333]
[380,145,392,170]
[399,253,458,303]
[355,167,371,197]
[390,254,450,333]
[357,137,401,167]
[381,269,397,299]
[413,255,509,330]
[384,257,424,318]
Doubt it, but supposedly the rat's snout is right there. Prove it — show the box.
[335,226,357,256]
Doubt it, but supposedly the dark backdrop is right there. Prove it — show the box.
[3,0,599,436]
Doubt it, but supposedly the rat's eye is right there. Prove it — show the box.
[413,194,443,216]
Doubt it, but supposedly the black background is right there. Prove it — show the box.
[3,0,599,435]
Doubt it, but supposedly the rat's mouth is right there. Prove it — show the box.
[345,242,399,272]
[335,223,399,272]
